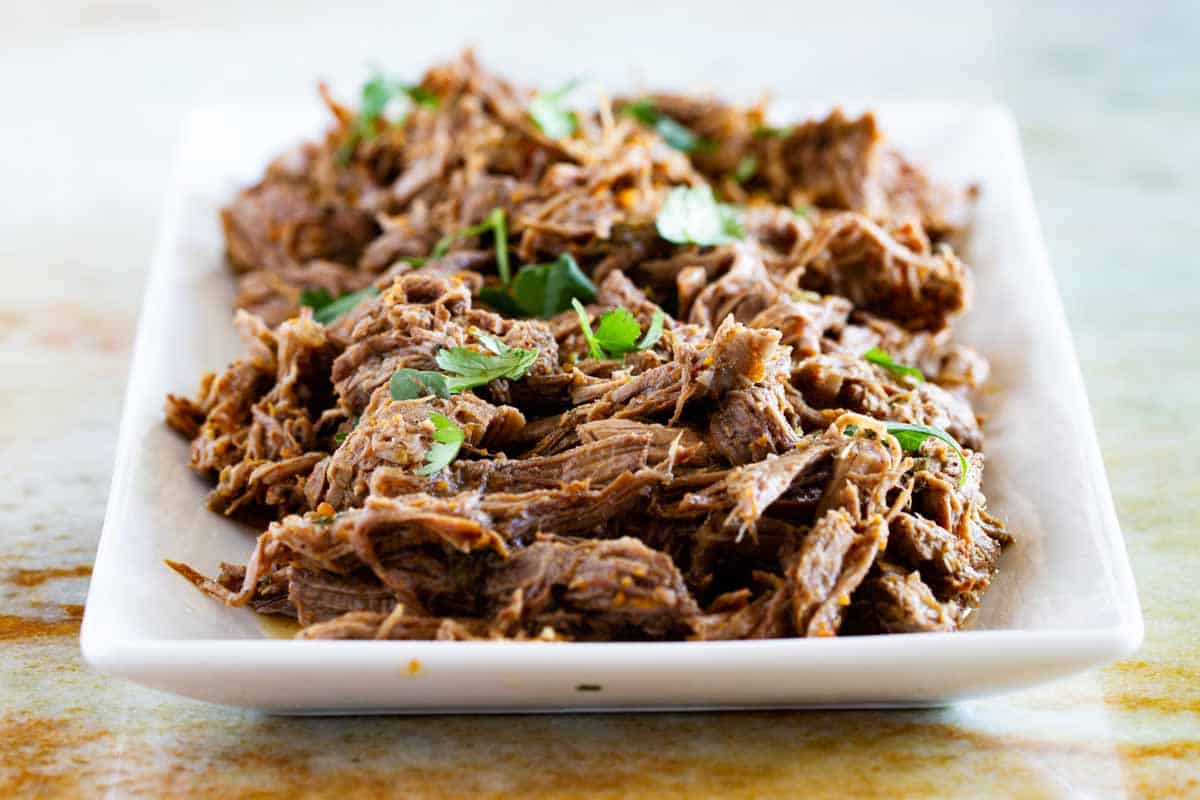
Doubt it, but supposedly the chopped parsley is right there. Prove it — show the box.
[416,413,464,476]
[301,286,380,325]
[864,347,925,383]
[622,99,710,153]
[529,79,582,139]
[655,185,743,246]
[572,299,666,360]
[336,71,438,163]
[479,252,597,318]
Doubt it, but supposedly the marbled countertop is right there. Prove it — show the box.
[2,2,1197,797]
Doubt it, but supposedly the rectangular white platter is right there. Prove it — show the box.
[81,102,1142,713]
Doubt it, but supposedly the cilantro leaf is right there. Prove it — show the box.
[844,421,968,487]
[885,423,969,486]
[299,288,335,311]
[572,300,665,360]
[732,155,758,184]
[389,369,451,401]
[753,124,793,139]
[655,186,743,246]
[864,347,925,384]
[304,286,379,325]
[476,285,523,316]
[638,309,666,350]
[572,298,605,360]
[415,413,464,476]
[436,331,539,391]
[336,71,438,163]
[481,253,597,318]
[529,79,581,139]
[623,100,710,153]
[593,308,642,356]
[333,415,359,444]
[430,207,511,284]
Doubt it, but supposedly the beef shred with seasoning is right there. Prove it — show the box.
[163,51,1011,641]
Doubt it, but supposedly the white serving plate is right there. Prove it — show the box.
[81,102,1142,713]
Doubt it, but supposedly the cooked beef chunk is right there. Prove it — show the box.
[165,311,338,517]
[831,310,989,389]
[853,561,959,634]
[750,293,851,361]
[674,430,843,535]
[787,511,887,637]
[222,177,377,276]
[289,568,398,626]
[479,469,668,543]
[166,53,1010,641]
[707,385,801,465]
[307,388,524,510]
[791,352,982,450]
[687,245,781,331]
[331,274,473,414]
[484,536,700,639]
[596,269,671,331]
[692,512,887,639]
[794,212,970,331]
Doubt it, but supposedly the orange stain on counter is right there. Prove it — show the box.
[0,605,83,641]
[5,565,92,588]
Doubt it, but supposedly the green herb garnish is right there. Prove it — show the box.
[479,252,597,318]
[333,415,359,444]
[428,208,511,284]
[389,369,451,401]
[886,423,970,486]
[529,79,581,139]
[732,155,758,184]
[572,299,665,360]
[623,100,710,153]
[301,286,380,325]
[793,204,814,220]
[637,308,665,350]
[753,124,793,139]
[336,71,438,163]
[299,288,335,310]
[864,347,925,383]
[416,413,464,477]
[845,422,968,486]
[655,186,743,246]
[436,330,539,391]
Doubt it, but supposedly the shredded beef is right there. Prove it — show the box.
[165,52,1010,641]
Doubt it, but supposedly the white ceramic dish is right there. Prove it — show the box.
[81,102,1142,713]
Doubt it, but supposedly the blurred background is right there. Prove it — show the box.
[1,1,1197,796]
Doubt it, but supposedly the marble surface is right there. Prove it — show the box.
[1,1,1197,796]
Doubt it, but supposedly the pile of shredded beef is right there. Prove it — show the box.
[164,51,1009,641]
